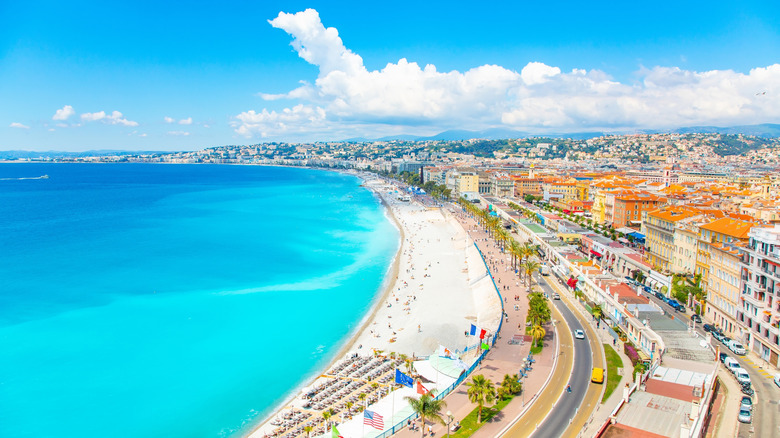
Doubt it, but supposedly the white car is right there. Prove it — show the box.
[738,408,752,423]
[574,329,585,339]
[729,341,747,355]
[774,374,780,388]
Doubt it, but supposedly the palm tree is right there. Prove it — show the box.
[509,240,521,271]
[521,259,541,289]
[466,374,496,423]
[592,304,604,321]
[531,324,546,344]
[345,401,353,416]
[404,391,447,438]
[358,392,367,409]
[497,374,523,400]
[304,425,313,438]
[322,409,333,429]
[496,227,510,251]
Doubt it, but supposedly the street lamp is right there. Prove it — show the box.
[446,411,453,438]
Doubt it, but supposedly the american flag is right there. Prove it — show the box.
[363,409,384,429]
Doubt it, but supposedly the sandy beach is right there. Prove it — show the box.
[247,175,501,438]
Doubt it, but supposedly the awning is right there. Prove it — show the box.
[637,351,650,363]
[590,250,602,257]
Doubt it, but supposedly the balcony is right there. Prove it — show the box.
[742,292,765,308]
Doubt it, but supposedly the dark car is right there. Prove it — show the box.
[703,324,714,332]
[719,352,728,363]
[692,314,702,323]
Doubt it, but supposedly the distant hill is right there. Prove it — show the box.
[0,150,170,160]
[670,123,780,137]
[341,123,780,143]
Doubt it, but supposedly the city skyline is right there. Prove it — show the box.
[2,1,779,151]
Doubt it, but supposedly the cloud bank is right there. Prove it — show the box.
[81,110,138,126]
[232,8,780,139]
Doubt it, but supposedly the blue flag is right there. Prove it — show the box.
[395,369,414,388]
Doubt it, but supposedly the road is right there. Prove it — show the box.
[529,273,598,438]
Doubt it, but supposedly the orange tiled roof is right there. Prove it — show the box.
[699,217,755,238]
[647,206,701,222]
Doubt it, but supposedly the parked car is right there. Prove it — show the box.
[734,368,751,386]
[552,293,560,300]
[738,408,752,423]
[575,329,585,339]
[703,324,714,332]
[740,396,753,412]
[724,357,741,374]
[691,314,702,323]
[712,331,723,342]
[729,341,747,355]
[719,352,728,363]
[775,374,780,388]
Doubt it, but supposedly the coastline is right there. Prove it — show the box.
[246,171,500,438]
[243,172,405,438]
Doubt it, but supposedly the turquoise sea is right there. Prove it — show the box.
[0,163,399,438]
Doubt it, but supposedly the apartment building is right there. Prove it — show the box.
[705,241,744,338]
[738,225,780,367]
[696,217,754,333]
[491,174,515,198]
[512,175,543,198]
[642,206,701,271]
[611,192,666,228]
[672,220,700,275]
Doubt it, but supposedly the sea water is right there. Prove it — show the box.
[0,163,399,438]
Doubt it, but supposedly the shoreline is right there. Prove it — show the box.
[243,172,405,438]
[246,171,500,438]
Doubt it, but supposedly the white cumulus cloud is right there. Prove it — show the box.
[165,116,192,125]
[10,122,30,129]
[167,130,190,136]
[81,110,138,126]
[52,105,75,121]
[233,8,780,138]
[233,104,326,138]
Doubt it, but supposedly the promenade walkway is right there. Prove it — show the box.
[393,206,560,438]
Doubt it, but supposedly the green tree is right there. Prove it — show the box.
[497,374,523,400]
[509,239,522,271]
[531,324,546,344]
[322,409,333,428]
[521,259,541,289]
[466,375,496,423]
[527,292,551,326]
[404,391,447,438]
[592,304,604,321]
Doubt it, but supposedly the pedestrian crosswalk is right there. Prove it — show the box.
[740,356,775,378]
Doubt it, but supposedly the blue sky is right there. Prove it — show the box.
[2,1,779,151]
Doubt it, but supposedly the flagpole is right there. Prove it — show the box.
[391,387,395,435]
